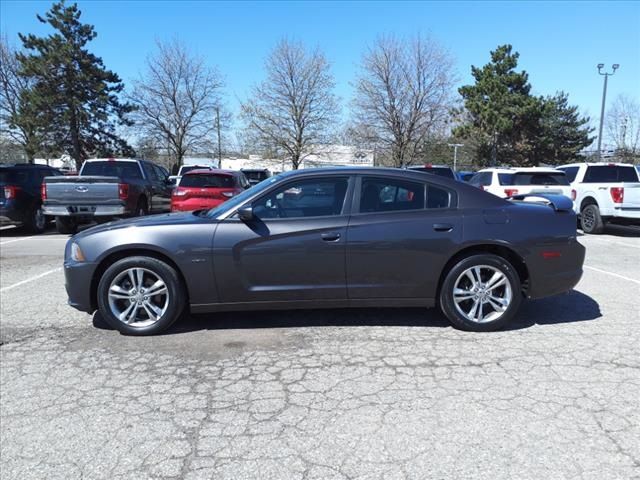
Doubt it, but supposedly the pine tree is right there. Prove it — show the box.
[532,92,594,165]
[16,1,134,168]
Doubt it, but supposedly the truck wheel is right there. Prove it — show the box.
[24,206,47,234]
[580,204,604,234]
[55,216,77,235]
[136,199,149,217]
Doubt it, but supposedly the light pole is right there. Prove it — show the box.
[448,143,464,171]
[596,63,619,158]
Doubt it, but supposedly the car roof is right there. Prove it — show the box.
[184,168,237,176]
[478,167,563,174]
[84,158,139,162]
[407,164,452,169]
[558,162,636,168]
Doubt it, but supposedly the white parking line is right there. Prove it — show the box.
[0,267,62,293]
[584,265,640,285]
[582,237,640,250]
[0,236,35,246]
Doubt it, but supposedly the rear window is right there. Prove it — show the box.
[0,169,31,184]
[243,171,270,182]
[408,167,455,179]
[498,172,569,186]
[81,161,143,179]
[180,174,235,188]
[583,166,639,183]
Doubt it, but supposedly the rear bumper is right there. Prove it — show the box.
[64,260,98,313]
[526,239,586,299]
[44,204,128,217]
[171,199,226,212]
[0,205,24,223]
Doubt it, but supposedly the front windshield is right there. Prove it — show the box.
[206,174,280,218]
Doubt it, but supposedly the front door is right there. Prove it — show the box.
[213,176,352,303]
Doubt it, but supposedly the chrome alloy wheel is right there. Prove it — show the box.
[107,267,169,327]
[452,265,512,324]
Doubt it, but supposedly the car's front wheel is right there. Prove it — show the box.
[439,254,522,332]
[97,256,185,335]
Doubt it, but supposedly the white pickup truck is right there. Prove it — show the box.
[556,162,640,234]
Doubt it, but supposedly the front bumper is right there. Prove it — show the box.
[44,205,128,217]
[64,260,98,313]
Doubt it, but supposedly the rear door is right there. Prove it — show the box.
[213,175,353,303]
[346,175,462,300]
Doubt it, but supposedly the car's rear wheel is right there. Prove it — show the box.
[580,204,604,234]
[136,199,148,217]
[97,256,185,335]
[55,216,77,234]
[24,205,47,234]
[439,254,522,332]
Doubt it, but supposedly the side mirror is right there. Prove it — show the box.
[238,206,254,222]
[166,177,176,186]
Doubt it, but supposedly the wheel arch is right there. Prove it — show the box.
[436,243,530,305]
[90,247,189,312]
[579,196,598,211]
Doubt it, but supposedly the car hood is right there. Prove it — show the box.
[74,211,212,238]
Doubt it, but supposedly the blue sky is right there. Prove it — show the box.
[2,0,639,133]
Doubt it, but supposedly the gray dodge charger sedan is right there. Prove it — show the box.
[64,167,585,335]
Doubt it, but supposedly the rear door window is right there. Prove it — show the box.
[360,177,425,213]
[557,167,579,182]
[469,172,492,187]
[180,174,235,188]
[583,166,639,183]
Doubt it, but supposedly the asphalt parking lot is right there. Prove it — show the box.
[1,223,639,480]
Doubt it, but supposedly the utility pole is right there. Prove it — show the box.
[448,143,464,171]
[596,63,619,159]
[215,105,222,168]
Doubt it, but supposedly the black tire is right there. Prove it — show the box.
[136,198,149,217]
[439,254,522,332]
[24,205,47,234]
[580,204,604,234]
[55,216,77,234]
[97,256,185,335]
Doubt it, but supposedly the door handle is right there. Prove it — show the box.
[321,232,341,242]
[433,223,454,232]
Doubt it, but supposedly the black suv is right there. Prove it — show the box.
[0,163,63,233]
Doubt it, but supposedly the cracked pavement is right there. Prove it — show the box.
[1,225,639,479]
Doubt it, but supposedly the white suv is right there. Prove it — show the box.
[469,167,573,200]
[556,162,640,233]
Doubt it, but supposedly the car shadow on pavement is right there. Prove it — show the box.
[506,289,601,330]
[93,289,600,335]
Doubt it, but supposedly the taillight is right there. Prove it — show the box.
[118,183,129,200]
[41,183,47,200]
[3,185,19,199]
[504,188,519,197]
[172,188,188,197]
[610,187,624,203]
[571,189,576,201]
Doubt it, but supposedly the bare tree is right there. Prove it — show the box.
[241,39,339,169]
[0,36,40,161]
[607,94,640,162]
[351,34,456,167]
[128,39,225,166]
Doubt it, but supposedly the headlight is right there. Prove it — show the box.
[70,242,86,262]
